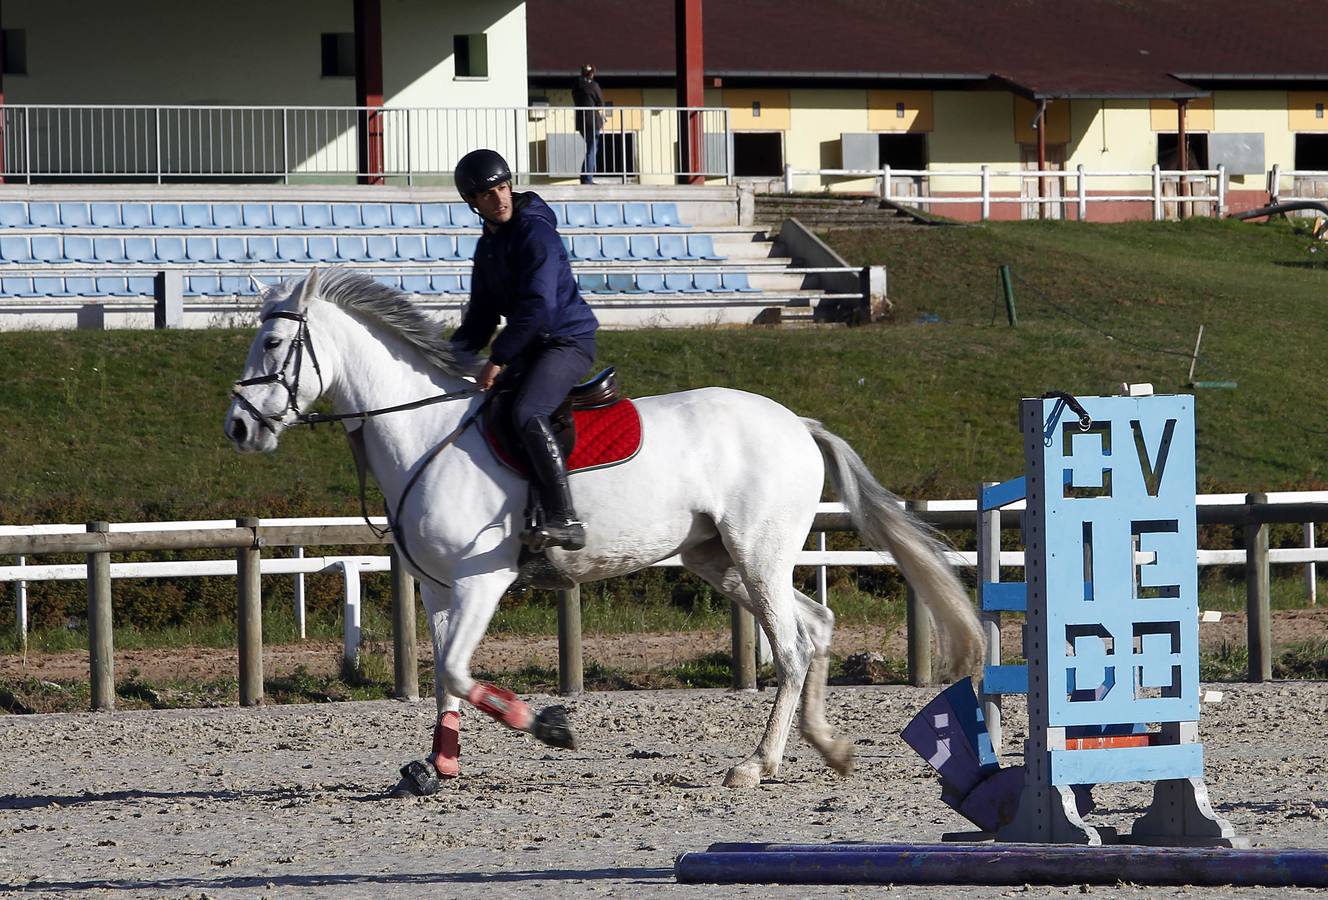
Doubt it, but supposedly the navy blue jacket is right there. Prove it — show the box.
[451,192,598,366]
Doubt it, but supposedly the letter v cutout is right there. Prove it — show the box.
[1130,418,1176,497]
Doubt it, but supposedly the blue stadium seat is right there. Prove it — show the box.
[59,203,91,228]
[420,203,450,227]
[577,273,609,293]
[1,277,34,296]
[123,237,155,263]
[595,203,624,227]
[336,236,370,262]
[31,235,63,263]
[90,203,121,228]
[564,203,594,228]
[34,277,73,297]
[0,203,25,228]
[121,203,151,228]
[460,273,472,292]
[571,235,605,261]
[29,203,59,227]
[723,272,761,292]
[425,235,457,261]
[93,238,128,264]
[366,236,401,262]
[66,277,105,297]
[216,237,247,262]
[651,202,684,227]
[126,276,155,296]
[691,272,724,292]
[448,203,480,227]
[395,234,428,261]
[182,204,213,228]
[331,204,362,228]
[273,204,303,228]
[277,237,311,262]
[154,236,187,262]
[212,203,243,228]
[664,272,703,293]
[657,234,691,260]
[361,204,390,228]
[599,234,631,260]
[307,236,337,262]
[302,204,333,228]
[242,204,272,228]
[221,275,253,295]
[548,203,567,226]
[687,234,725,260]
[623,202,651,227]
[432,274,463,293]
[401,274,432,294]
[390,203,421,228]
[607,273,641,293]
[456,234,479,259]
[96,276,130,296]
[629,235,664,260]
[372,273,400,289]
[634,273,668,293]
[186,237,220,263]
[151,203,184,228]
[246,236,280,262]
[185,276,219,297]
[64,236,97,263]
[0,237,32,263]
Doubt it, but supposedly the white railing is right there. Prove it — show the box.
[1267,164,1328,206]
[0,104,733,184]
[784,164,1228,221]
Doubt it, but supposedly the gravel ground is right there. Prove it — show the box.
[1,682,1326,899]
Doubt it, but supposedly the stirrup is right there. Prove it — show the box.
[524,520,586,552]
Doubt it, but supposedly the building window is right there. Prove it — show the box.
[3,30,26,76]
[879,133,927,169]
[1295,134,1328,170]
[1156,133,1209,169]
[454,34,488,78]
[320,33,354,78]
[732,132,783,177]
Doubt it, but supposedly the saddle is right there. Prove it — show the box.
[482,366,642,476]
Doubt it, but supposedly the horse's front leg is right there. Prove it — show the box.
[441,572,576,751]
[392,583,463,797]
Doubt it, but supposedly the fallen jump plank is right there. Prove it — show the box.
[674,843,1328,887]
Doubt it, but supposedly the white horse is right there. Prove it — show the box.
[224,268,984,794]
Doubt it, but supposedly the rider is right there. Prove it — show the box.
[450,148,599,551]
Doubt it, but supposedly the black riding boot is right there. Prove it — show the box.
[519,415,586,551]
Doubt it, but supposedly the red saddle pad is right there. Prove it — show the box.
[486,397,643,476]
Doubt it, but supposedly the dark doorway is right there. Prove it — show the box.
[598,133,637,179]
[733,132,783,177]
[879,133,927,169]
[1295,133,1328,170]
[1157,133,1209,169]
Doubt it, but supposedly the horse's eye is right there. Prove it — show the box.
[263,337,283,350]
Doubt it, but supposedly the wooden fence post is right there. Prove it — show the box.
[906,499,933,686]
[1245,493,1271,682]
[236,516,264,706]
[557,587,583,695]
[390,548,419,701]
[731,602,757,690]
[86,521,114,711]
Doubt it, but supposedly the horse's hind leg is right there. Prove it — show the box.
[681,537,813,788]
[793,590,855,777]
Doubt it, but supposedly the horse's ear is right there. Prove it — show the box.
[251,276,272,298]
[294,268,320,311]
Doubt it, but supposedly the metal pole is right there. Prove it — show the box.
[1245,493,1271,682]
[293,545,306,640]
[154,107,162,184]
[731,601,757,690]
[1217,163,1227,217]
[980,164,990,220]
[1152,164,1162,221]
[390,546,419,701]
[977,482,1003,753]
[1076,163,1087,221]
[906,499,933,687]
[557,586,583,695]
[1305,523,1318,607]
[999,264,1017,326]
[15,556,27,649]
[236,516,264,706]
[816,531,828,604]
[86,522,114,711]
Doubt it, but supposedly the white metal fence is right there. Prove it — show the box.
[1268,164,1328,206]
[0,104,733,184]
[784,164,1230,221]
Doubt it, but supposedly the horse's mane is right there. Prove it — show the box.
[268,268,481,378]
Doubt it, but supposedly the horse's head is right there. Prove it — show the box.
[225,269,326,453]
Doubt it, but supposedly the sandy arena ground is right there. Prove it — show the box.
[1,680,1326,899]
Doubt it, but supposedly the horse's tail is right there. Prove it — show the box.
[802,417,984,681]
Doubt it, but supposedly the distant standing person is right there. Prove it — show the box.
[572,64,604,184]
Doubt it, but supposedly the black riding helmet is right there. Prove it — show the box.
[454,149,512,199]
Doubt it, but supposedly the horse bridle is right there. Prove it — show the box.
[230,309,325,434]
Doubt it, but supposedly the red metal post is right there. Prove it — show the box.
[0,3,8,185]
[676,0,704,185]
[354,0,385,186]
[1176,99,1189,218]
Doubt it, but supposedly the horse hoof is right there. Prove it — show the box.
[827,738,856,777]
[390,759,440,798]
[531,705,577,750]
[722,764,762,788]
